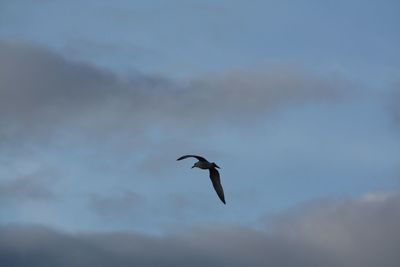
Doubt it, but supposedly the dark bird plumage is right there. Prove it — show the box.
[177,155,208,162]
[177,155,225,204]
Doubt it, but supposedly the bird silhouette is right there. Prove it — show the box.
[177,155,225,204]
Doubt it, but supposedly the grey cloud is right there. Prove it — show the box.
[164,192,216,220]
[267,192,400,266]
[0,41,112,143]
[0,41,344,144]
[62,38,159,68]
[0,170,56,203]
[88,191,145,218]
[0,191,399,267]
[390,82,400,124]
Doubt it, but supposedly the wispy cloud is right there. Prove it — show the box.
[0,170,56,203]
[389,81,400,124]
[88,191,145,218]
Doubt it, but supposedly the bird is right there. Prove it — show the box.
[177,155,225,204]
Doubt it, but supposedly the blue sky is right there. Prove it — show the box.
[0,1,400,266]
[1,0,399,80]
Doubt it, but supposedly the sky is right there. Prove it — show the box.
[0,0,400,266]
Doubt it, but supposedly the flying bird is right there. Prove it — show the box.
[177,155,225,204]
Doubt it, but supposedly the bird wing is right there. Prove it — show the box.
[209,168,226,204]
[177,155,208,162]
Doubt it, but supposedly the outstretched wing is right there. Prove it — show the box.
[177,155,208,162]
[209,168,226,204]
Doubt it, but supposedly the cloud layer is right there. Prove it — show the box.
[0,191,399,267]
[0,41,345,145]
[0,170,55,203]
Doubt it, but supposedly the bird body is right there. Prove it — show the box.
[193,161,214,169]
[177,155,225,204]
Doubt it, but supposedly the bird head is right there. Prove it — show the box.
[191,162,200,169]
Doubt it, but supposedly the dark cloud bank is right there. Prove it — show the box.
[1,192,399,267]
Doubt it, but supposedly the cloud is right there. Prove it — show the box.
[389,81,400,124]
[0,40,345,146]
[0,191,399,267]
[266,191,400,266]
[0,170,56,203]
[0,41,110,143]
[87,191,145,218]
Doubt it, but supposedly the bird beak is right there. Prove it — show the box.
[191,166,195,168]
